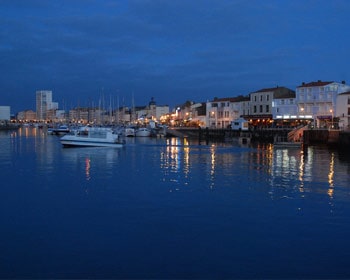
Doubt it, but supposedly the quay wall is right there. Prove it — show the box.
[169,127,349,147]
[168,127,291,143]
[303,130,329,145]
[338,131,350,147]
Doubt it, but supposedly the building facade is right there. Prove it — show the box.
[336,91,350,130]
[296,80,350,128]
[16,110,36,121]
[36,90,53,121]
[206,96,249,128]
[272,90,299,125]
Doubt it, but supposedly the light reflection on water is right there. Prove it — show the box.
[1,127,349,201]
[1,127,350,278]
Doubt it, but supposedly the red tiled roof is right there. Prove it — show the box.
[297,81,333,88]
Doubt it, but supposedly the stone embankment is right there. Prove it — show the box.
[167,127,350,149]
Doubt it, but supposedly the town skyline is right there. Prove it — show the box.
[4,78,347,116]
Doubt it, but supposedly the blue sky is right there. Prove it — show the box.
[1,0,350,113]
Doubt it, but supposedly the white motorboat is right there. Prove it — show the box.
[124,126,136,137]
[47,125,70,135]
[60,127,125,148]
[135,127,152,137]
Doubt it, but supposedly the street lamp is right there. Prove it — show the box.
[330,109,333,129]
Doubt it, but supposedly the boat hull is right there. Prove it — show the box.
[135,128,151,137]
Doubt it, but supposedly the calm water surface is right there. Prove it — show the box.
[1,127,350,279]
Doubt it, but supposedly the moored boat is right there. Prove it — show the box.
[60,127,125,148]
[124,126,136,137]
[47,125,70,135]
[135,127,152,137]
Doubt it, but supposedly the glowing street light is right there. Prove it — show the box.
[330,109,333,128]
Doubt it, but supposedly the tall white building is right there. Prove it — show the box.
[36,90,53,120]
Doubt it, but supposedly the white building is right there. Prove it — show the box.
[336,91,350,130]
[206,96,249,128]
[272,91,298,121]
[0,106,10,120]
[135,98,170,123]
[296,80,350,128]
[36,90,53,121]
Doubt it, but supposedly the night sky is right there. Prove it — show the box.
[1,0,350,113]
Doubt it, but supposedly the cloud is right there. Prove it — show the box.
[1,0,350,113]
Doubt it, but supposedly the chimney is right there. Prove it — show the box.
[302,82,305,86]
[342,80,346,84]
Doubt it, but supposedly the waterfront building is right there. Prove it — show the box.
[243,86,295,127]
[240,97,250,117]
[296,80,350,128]
[47,109,66,123]
[336,91,350,130]
[190,102,207,127]
[16,110,36,122]
[206,95,249,128]
[69,107,107,124]
[115,107,132,124]
[134,98,170,123]
[171,101,194,126]
[0,106,10,121]
[272,90,300,126]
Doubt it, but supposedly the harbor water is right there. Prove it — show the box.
[1,127,350,279]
